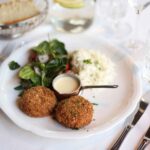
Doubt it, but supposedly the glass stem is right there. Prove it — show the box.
[132,12,140,41]
[112,19,119,29]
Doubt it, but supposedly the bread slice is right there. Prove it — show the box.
[0,0,40,24]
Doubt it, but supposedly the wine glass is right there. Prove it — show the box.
[127,0,150,50]
[97,0,131,39]
[125,0,150,71]
[127,0,150,87]
[128,0,150,14]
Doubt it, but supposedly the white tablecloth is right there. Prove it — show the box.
[0,2,150,150]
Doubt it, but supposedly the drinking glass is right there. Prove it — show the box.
[127,0,150,50]
[49,0,95,33]
[124,0,150,78]
[97,0,131,39]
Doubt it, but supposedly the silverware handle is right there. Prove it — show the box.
[110,125,132,150]
[137,139,150,150]
[81,85,118,90]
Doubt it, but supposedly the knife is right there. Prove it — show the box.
[137,127,150,150]
[110,100,148,150]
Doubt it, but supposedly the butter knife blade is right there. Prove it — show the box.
[131,100,148,125]
[145,127,150,140]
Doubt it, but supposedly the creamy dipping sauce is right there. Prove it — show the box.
[53,76,79,94]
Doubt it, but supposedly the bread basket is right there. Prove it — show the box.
[0,0,48,38]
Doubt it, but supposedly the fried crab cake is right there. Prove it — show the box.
[54,96,93,129]
[19,86,57,117]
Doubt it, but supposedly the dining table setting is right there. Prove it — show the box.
[0,0,150,150]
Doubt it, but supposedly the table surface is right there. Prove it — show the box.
[0,2,150,150]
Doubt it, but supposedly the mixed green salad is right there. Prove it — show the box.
[9,39,69,91]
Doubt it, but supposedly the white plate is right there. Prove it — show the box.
[0,34,142,139]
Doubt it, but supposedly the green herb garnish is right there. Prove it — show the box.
[83,59,92,64]
[9,61,20,70]
[92,103,98,106]
[14,85,24,90]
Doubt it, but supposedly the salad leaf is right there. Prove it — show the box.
[33,41,49,54]
[32,39,68,57]
[20,79,34,89]
[41,71,46,86]
[49,39,67,56]
[42,77,53,87]
[14,39,69,91]
[19,65,35,80]
[31,62,46,70]
[46,59,66,76]
[46,58,67,69]
[9,61,20,70]
[31,74,41,86]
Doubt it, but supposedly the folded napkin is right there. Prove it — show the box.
[119,103,150,150]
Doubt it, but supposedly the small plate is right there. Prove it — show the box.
[0,34,142,139]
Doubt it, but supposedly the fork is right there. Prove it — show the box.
[110,99,148,150]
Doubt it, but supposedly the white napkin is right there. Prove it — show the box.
[119,103,150,150]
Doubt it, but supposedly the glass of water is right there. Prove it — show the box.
[127,0,150,51]
[49,0,95,33]
[97,0,131,39]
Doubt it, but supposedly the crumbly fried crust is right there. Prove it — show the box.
[55,96,93,129]
[19,86,57,117]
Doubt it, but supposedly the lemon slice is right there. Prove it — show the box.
[54,0,85,8]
